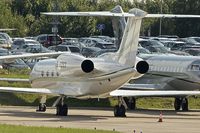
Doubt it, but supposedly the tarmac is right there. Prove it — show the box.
[0,106,200,133]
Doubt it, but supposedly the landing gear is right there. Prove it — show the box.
[124,97,136,110]
[56,104,68,116]
[56,96,68,116]
[182,98,188,111]
[37,103,46,112]
[36,95,47,112]
[174,97,188,111]
[114,97,126,117]
[174,98,181,111]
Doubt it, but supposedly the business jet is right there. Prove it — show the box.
[0,6,150,117]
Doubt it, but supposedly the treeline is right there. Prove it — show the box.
[0,0,200,38]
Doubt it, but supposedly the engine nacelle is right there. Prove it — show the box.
[136,60,149,74]
[81,59,94,73]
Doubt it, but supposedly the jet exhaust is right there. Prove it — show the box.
[81,60,94,73]
[136,61,149,74]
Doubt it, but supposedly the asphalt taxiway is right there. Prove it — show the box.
[0,106,200,133]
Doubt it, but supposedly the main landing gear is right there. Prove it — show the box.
[36,95,47,112]
[124,97,136,110]
[36,95,68,116]
[56,96,68,116]
[114,97,126,117]
[174,97,188,111]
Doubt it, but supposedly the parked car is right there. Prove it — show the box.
[81,47,101,57]
[63,38,79,43]
[60,41,86,49]
[36,34,63,47]
[184,48,200,56]
[93,48,118,57]
[188,37,200,43]
[49,45,80,54]
[0,39,11,49]
[2,58,30,70]
[181,38,200,46]
[79,37,115,49]
[137,47,151,55]
[12,38,40,49]
[90,35,115,43]
[0,32,13,45]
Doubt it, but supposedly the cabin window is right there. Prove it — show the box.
[191,64,200,71]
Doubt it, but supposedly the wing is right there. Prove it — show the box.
[0,52,66,60]
[110,90,200,97]
[0,87,52,94]
[0,78,29,82]
[122,83,161,90]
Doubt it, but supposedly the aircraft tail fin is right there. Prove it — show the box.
[113,7,147,67]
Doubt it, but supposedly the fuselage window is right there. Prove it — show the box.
[191,64,200,71]
[51,72,54,77]
[46,71,49,77]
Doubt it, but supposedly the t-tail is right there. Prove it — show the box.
[112,6,147,67]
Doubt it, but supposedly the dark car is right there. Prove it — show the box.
[36,34,63,47]
[184,48,200,56]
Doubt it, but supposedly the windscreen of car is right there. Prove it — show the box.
[69,47,80,53]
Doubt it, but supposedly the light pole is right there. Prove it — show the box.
[159,0,163,36]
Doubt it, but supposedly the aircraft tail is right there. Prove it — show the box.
[112,7,147,67]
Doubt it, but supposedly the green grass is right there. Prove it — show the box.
[0,124,119,133]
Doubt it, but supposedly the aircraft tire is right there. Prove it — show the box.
[114,105,126,117]
[56,104,68,116]
[37,103,46,112]
[174,98,181,111]
[182,98,188,111]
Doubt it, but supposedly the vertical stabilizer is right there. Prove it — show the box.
[111,5,126,49]
[114,8,147,67]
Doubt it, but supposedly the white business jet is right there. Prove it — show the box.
[0,6,149,117]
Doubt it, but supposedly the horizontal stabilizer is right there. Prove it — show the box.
[146,14,200,18]
[110,90,200,97]
[42,11,135,17]
[42,11,200,19]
